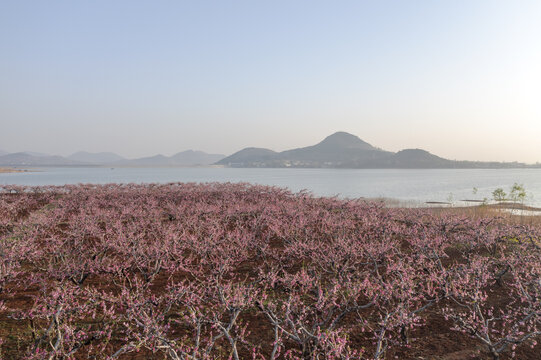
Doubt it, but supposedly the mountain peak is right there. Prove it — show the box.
[316,131,377,151]
[396,148,431,156]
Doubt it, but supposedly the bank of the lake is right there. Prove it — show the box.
[0,167,28,174]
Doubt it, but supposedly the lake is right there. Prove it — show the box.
[1,167,541,207]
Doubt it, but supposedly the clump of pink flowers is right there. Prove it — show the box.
[0,183,539,359]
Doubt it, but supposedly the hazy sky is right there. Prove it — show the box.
[1,1,540,162]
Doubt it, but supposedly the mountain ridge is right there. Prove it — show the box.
[111,150,226,167]
[0,152,89,166]
[217,132,538,169]
[1,133,538,168]
[0,150,225,167]
[68,151,126,164]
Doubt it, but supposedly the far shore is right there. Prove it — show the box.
[0,167,30,173]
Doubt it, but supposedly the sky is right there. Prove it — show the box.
[1,0,540,162]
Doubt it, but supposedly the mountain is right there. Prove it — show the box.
[113,150,226,167]
[308,131,378,151]
[169,150,226,166]
[276,132,392,166]
[0,152,88,166]
[217,132,536,169]
[389,149,453,168]
[215,148,278,166]
[0,149,225,167]
[114,154,171,166]
[217,132,392,167]
[68,151,125,164]
[0,150,7,156]
[22,151,50,157]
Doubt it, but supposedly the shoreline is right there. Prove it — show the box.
[1,169,540,212]
[0,167,29,174]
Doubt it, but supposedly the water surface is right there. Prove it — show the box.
[1,167,541,207]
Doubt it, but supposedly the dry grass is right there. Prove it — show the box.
[427,203,541,226]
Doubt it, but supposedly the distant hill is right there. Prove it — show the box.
[217,132,537,169]
[276,132,392,166]
[389,149,453,168]
[307,131,378,151]
[68,151,125,164]
[169,150,226,166]
[115,154,171,166]
[0,152,88,166]
[2,135,536,169]
[217,132,392,167]
[22,151,50,157]
[0,150,225,167]
[215,148,278,166]
[113,150,225,167]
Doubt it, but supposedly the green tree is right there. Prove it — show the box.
[492,188,507,203]
[509,183,526,205]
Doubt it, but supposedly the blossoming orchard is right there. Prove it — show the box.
[0,183,540,359]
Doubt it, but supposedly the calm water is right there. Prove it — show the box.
[1,167,541,207]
